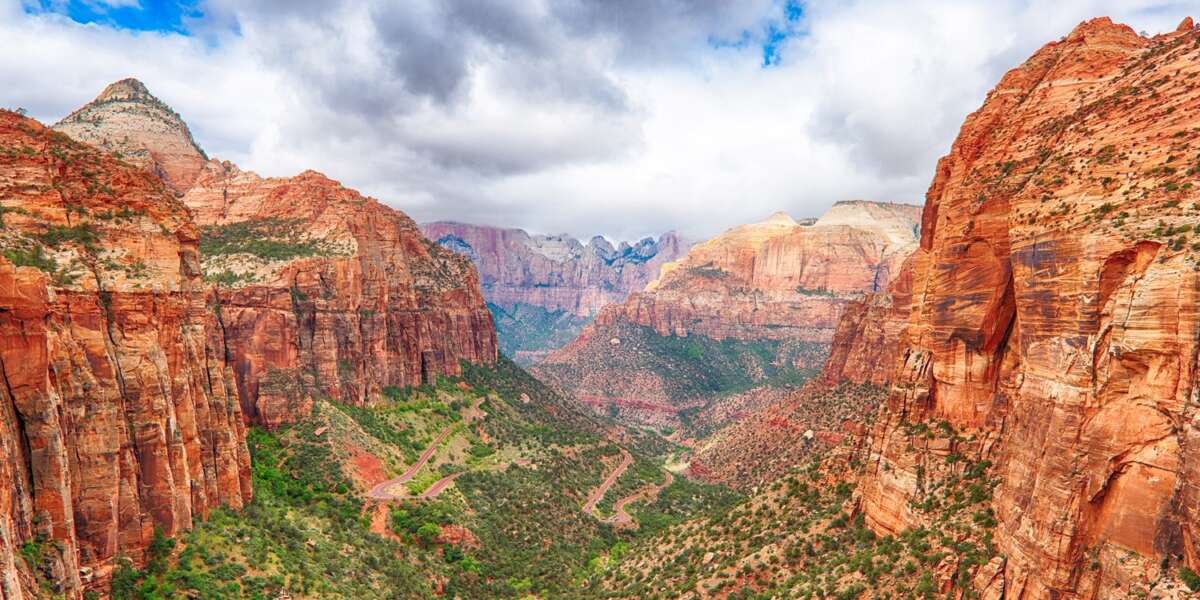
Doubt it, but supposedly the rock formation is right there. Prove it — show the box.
[594,201,920,342]
[420,222,686,363]
[54,78,207,196]
[0,110,251,599]
[852,17,1200,597]
[536,201,919,430]
[185,163,498,427]
[52,78,499,429]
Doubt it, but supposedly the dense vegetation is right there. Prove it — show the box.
[590,423,1002,599]
[199,218,339,261]
[537,322,825,410]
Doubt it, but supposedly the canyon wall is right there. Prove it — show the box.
[593,202,920,343]
[0,111,251,599]
[854,17,1200,597]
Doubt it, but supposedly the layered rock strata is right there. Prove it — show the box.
[0,110,251,599]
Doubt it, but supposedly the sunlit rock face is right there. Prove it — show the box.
[857,17,1200,598]
[535,201,919,428]
[585,201,921,344]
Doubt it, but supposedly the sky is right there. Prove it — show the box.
[2,0,1194,242]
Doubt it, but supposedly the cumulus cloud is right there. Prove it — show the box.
[0,0,1191,241]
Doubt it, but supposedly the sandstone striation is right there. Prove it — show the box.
[54,78,207,196]
[52,78,499,430]
[0,111,251,599]
[184,162,499,428]
[852,17,1200,597]
[420,222,686,318]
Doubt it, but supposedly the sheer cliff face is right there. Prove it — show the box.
[184,163,498,427]
[857,17,1200,596]
[588,201,920,343]
[53,78,207,196]
[0,111,251,598]
[420,222,687,318]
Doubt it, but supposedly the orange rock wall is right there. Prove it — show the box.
[856,18,1200,597]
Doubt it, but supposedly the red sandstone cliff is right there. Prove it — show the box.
[852,17,1200,598]
[0,111,251,599]
[53,79,498,429]
[420,222,687,318]
[184,162,498,427]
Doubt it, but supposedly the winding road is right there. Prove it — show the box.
[582,448,633,515]
[603,470,674,528]
[366,396,486,501]
[420,471,465,499]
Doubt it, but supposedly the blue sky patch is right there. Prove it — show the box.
[708,0,805,67]
[23,0,203,34]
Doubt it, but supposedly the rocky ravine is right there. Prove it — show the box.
[850,17,1200,597]
[421,222,686,364]
[535,201,920,430]
[0,111,251,599]
[54,80,499,430]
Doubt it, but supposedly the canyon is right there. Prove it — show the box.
[421,222,686,364]
[535,201,920,431]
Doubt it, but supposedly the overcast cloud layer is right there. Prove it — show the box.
[1,0,1193,241]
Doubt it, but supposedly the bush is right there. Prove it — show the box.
[1181,567,1200,592]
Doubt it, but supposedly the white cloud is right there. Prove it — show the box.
[0,0,1191,241]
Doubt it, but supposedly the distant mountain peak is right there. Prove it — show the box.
[760,211,798,226]
[94,77,153,102]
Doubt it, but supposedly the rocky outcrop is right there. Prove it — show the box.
[420,222,686,318]
[593,201,921,343]
[54,78,207,196]
[855,17,1200,597]
[0,111,251,598]
[185,163,498,428]
[420,222,686,363]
